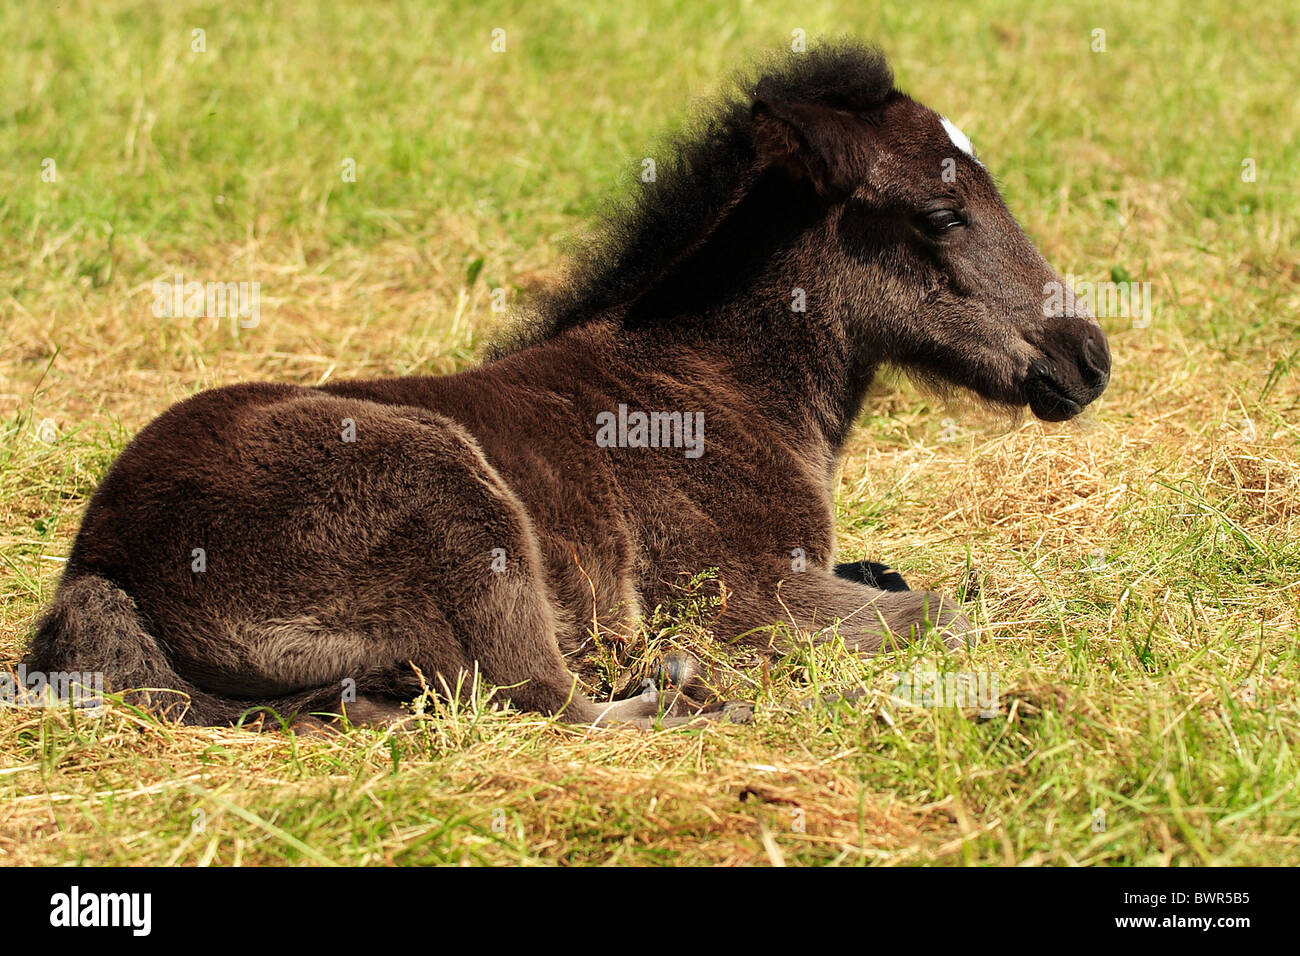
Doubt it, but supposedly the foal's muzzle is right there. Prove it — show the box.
[1026,318,1111,421]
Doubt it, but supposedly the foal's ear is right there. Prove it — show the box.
[751,97,869,197]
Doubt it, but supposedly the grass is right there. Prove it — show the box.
[2,0,1298,866]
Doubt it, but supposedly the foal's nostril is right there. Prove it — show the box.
[1080,333,1111,387]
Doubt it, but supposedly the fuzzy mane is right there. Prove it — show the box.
[486,40,895,358]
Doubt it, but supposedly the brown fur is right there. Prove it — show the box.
[23,42,1109,728]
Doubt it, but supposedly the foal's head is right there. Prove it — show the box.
[501,43,1109,424]
[751,48,1111,421]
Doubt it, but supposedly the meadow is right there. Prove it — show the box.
[1,0,1297,865]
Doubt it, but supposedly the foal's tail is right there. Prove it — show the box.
[22,573,334,726]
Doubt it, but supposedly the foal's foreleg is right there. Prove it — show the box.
[755,571,970,653]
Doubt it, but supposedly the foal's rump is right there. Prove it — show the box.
[29,383,569,722]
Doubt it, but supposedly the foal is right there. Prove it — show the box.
[25,42,1109,728]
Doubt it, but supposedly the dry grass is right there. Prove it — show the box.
[2,0,1298,865]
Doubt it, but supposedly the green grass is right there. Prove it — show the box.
[2,0,1299,865]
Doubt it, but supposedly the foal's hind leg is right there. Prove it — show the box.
[586,680,753,728]
[203,395,617,726]
[342,409,750,728]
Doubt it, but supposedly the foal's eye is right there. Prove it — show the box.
[920,208,966,234]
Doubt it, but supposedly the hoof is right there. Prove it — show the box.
[834,560,911,592]
[638,699,754,729]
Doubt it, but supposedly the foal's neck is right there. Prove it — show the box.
[613,176,876,455]
[641,298,875,457]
